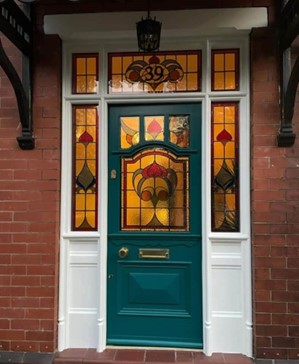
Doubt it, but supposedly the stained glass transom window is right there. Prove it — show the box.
[108,51,201,93]
[121,149,189,231]
[211,102,239,232]
[211,49,239,91]
[72,106,98,231]
[120,115,190,149]
[72,54,98,94]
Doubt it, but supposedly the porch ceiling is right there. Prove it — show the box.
[44,8,268,40]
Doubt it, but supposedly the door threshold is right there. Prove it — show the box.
[106,345,203,352]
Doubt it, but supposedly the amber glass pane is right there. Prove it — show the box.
[120,117,140,149]
[212,49,239,91]
[211,103,239,232]
[121,149,189,231]
[169,115,190,148]
[108,51,201,93]
[73,54,98,94]
[145,116,164,141]
[72,106,98,231]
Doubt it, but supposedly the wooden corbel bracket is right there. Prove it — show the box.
[0,0,35,149]
[278,0,299,147]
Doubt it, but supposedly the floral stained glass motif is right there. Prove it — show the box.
[108,51,201,93]
[122,149,189,231]
[72,54,98,94]
[145,116,164,141]
[211,49,239,91]
[120,115,190,150]
[211,102,239,232]
[72,106,98,231]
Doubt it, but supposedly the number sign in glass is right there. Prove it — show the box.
[108,51,201,93]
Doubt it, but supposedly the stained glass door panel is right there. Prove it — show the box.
[107,103,202,348]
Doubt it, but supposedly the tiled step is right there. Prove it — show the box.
[52,348,254,364]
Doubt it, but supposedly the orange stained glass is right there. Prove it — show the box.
[211,102,239,232]
[121,149,189,231]
[108,51,201,93]
[145,116,164,141]
[72,54,98,94]
[120,117,140,149]
[72,105,98,231]
[212,49,239,91]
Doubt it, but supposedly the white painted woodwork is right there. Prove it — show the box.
[52,7,268,357]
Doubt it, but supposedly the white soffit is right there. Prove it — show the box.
[44,8,268,40]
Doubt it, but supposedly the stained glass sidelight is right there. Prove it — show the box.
[211,102,239,232]
[72,106,98,231]
[121,149,189,231]
[72,54,98,94]
[108,51,201,93]
[211,49,239,91]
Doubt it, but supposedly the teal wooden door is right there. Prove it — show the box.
[107,103,202,348]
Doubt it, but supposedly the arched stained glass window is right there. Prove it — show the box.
[121,149,190,231]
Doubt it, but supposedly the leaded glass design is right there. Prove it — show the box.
[72,106,98,230]
[108,51,201,93]
[211,102,239,232]
[121,149,189,231]
[120,114,191,149]
[211,49,239,91]
[120,117,140,149]
[145,116,164,141]
[169,115,190,148]
[72,54,98,94]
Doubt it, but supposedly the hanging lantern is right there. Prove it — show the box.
[136,11,161,52]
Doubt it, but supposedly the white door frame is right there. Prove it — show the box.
[45,8,268,356]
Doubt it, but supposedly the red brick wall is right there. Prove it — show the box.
[1,0,299,359]
[0,28,61,352]
[251,7,299,360]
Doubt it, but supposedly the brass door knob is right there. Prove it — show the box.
[118,247,129,258]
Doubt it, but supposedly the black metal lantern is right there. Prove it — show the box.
[137,11,161,52]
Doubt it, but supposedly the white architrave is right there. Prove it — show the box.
[53,8,266,357]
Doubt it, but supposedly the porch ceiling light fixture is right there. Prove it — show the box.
[137,10,162,52]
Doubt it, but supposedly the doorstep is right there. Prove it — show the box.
[52,348,254,364]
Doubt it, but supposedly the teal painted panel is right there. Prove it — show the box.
[107,103,202,348]
[129,272,181,306]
